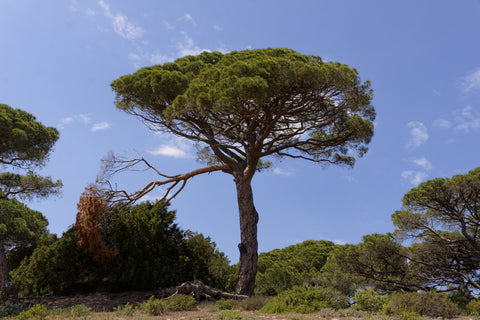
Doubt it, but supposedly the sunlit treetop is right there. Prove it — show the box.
[111,48,375,174]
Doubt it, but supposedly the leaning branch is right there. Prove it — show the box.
[100,157,229,207]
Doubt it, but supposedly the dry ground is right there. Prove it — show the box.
[17,292,473,320]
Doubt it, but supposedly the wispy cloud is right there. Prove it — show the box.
[434,106,480,133]
[433,119,451,129]
[401,156,432,186]
[401,170,428,186]
[412,157,432,171]
[58,117,73,129]
[58,114,110,132]
[91,122,111,132]
[149,137,193,158]
[128,52,171,69]
[273,167,293,176]
[150,145,188,158]
[178,32,210,57]
[406,121,429,149]
[179,13,196,25]
[462,67,480,93]
[453,106,480,132]
[98,0,144,40]
[163,20,175,30]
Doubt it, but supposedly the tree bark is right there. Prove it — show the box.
[0,239,19,304]
[234,174,259,296]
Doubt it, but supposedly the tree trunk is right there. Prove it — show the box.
[0,239,19,304]
[234,175,259,296]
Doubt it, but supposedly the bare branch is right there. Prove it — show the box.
[100,158,229,207]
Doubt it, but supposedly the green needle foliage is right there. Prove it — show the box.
[0,104,58,169]
[393,167,480,298]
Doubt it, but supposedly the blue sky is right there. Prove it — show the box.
[1,0,480,262]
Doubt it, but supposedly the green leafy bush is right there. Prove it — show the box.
[114,303,137,317]
[397,311,423,320]
[384,292,458,317]
[66,304,91,319]
[215,299,238,310]
[0,303,28,318]
[216,309,244,320]
[256,240,336,296]
[12,202,235,295]
[16,304,48,320]
[353,288,388,311]
[238,296,270,311]
[260,286,349,314]
[139,296,166,315]
[466,299,480,315]
[165,295,196,312]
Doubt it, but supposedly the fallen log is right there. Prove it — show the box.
[164,280,248,302]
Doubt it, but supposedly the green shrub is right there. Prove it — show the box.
[238,296,269,311]
[353,288,388,312]
[165,295,196,312]
[215,299,238,310]
[0,303,28,318]
[66,304,91,319]
[397,311,423,320]
[385,292,458,317]
[260,286,349,314]
[139,296,166,316]
[114,303,137,317]
[16,304,48,320]
[466,299,480,315]
[216,309,244,320]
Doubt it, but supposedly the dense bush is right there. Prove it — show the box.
[256,240,336,295]
[11,228,99,296]
[384,292,459,317]
[353,288,388,312]
[0,303,27,318]
[260,286,349,314]
[11,201,235,295]
[165,295,197,311]
[466,299,480,315]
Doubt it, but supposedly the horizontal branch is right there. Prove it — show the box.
[103,162,229,207]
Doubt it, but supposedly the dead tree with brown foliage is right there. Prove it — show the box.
[75,186,118,263]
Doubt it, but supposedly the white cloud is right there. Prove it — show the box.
[178,33,210,57]
[273,167,293,176]
[462,67,480,93]
[433,119,451,128]
[406,121,429,149]
[163,20,175,30]
[98,0,144,40]
[58,117,73,129]
[413,157,432,171]
[213,24,223,32]
[128,52,171,68]
[91,122,111,132]
[149,54,170,65]
[76,114,91,124]
[453,106,480,132]
[401,170,428,186]
[179,13,196,25]
[150,145,188,158]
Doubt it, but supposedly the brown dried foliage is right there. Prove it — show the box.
[75,186,118,263]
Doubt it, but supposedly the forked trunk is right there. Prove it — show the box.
[234,175,259,296]
[0,239,19,303]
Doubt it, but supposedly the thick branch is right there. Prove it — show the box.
[102,159,229,206]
